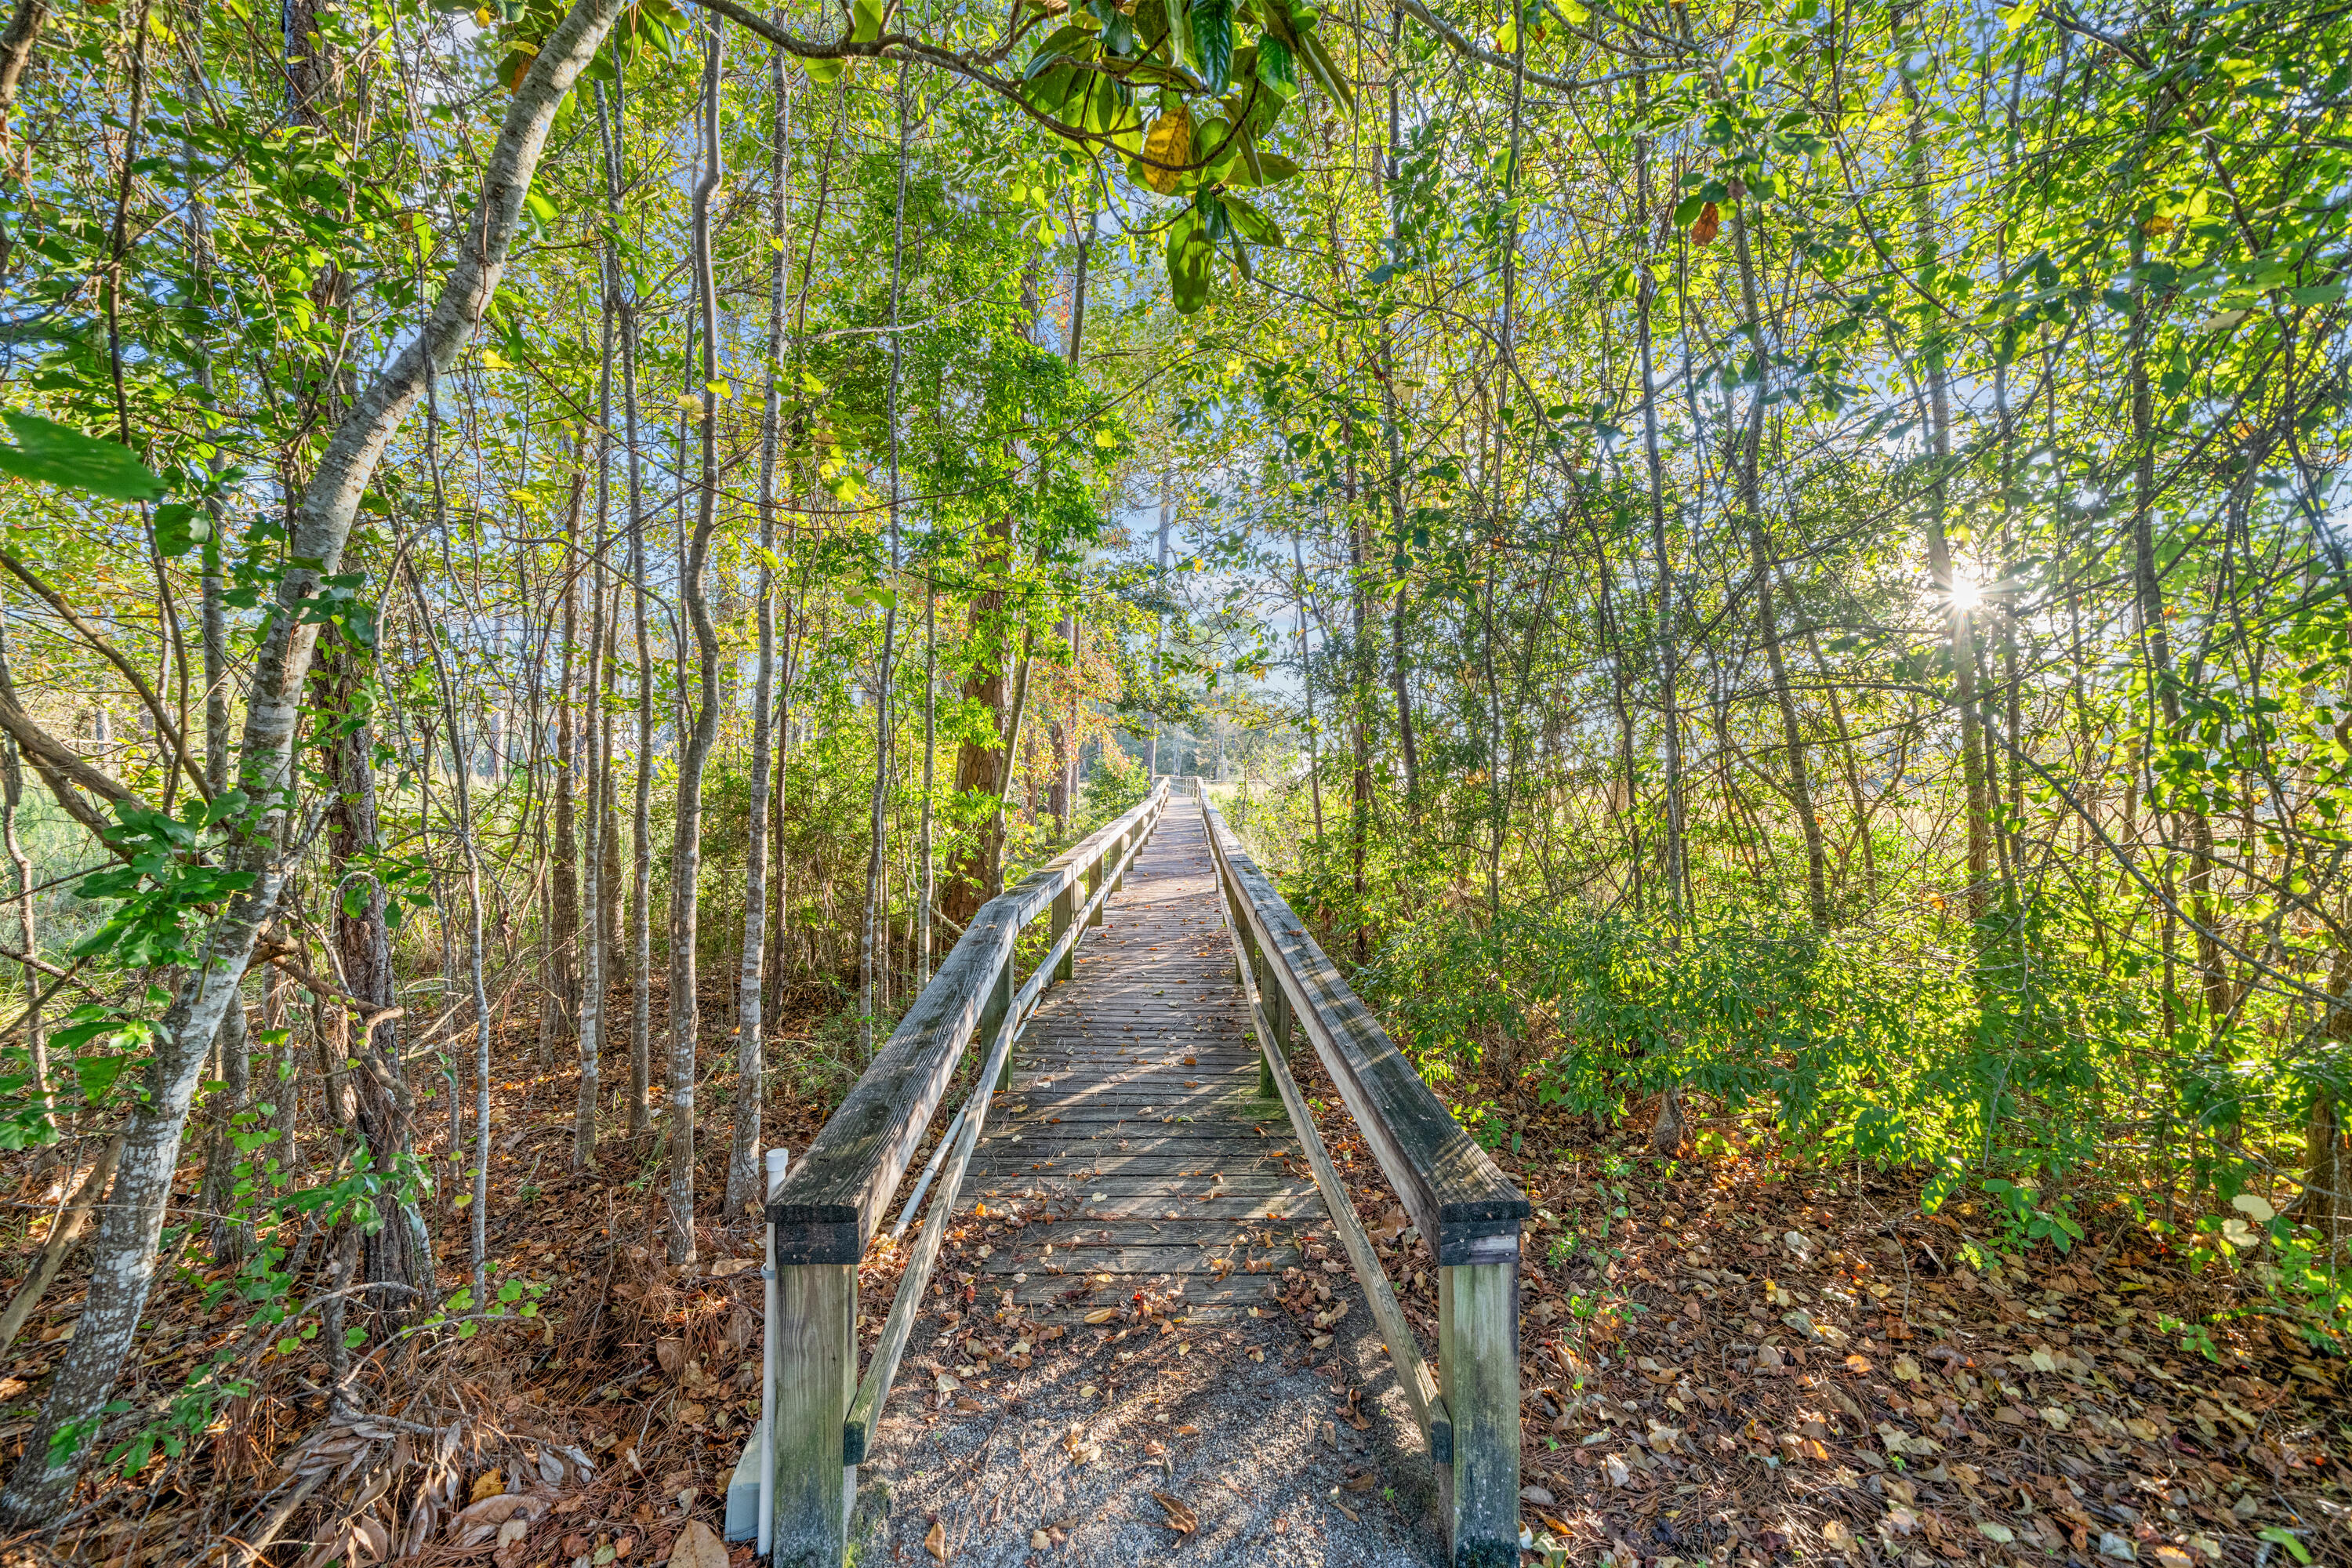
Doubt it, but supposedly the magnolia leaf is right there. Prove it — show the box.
[1190,0,1232,93]
[0,412,165,501]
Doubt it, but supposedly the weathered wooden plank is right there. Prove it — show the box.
[1439,1260,1521,1566]
[971,1243,1301,1275]
[1202,797,1526,1265]
[975,1220,1308,1240]
[1001,1276,1283,1309]
[768,1261,854,1567]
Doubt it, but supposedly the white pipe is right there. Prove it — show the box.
[890,1100,968,1242]
[757,1145,790,1559]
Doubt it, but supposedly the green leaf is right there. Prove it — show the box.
[1219,191,1283,245]
[0,412,166,501]
[1291,20,1353,112]
[76,1053,132,1106]
[1161,0,1197,74]
[1255,34,1298,100]
[1025,24,1098,79]
[2259,1529,2313,1566]
[1191,0,1232,92]
[1167,210,1214,314]
[153,502,210,557]
[1260,152,1303,184]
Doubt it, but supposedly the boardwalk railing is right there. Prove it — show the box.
[1200,791,1530,1568]
[762,779,1171,1566]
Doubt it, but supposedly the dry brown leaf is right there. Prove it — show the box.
[468,1472,505,1504]
[655,1338,687,1375]
[1152,1491,1199,1534]
[669,1518,731,1568]
[924,1518,948,1562]
[1083,1308,1117,1324]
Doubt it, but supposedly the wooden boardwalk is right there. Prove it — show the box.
[959,804,1324,1319]
[766,787,1523,1566]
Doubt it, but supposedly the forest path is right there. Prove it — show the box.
[857,807,1446,1566]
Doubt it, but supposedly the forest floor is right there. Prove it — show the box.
[0,989,2347,1568]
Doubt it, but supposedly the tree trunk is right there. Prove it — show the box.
[728,45,789,1213]
[665,13,725,1265]
[312,628,429,1311]
[551,474,584,1041]
[0,0,51,134]
[1632,82,1685,914]
[597,72,656,1139]
[942,517,1013,930]
[576,304,614,1169]
[1730,202,1826,929]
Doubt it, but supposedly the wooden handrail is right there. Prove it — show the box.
[767,779,1171,1261]
[1200,799,1528,1261]
[1200,791,1527,1568]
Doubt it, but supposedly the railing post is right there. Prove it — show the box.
[769,1258,856,1567]
[1437,1258,1521,1566]
[1087,840,1109,929]
[980,953,1014,1088]
[1051,874,1076,985]
[1256,955,1278,1099]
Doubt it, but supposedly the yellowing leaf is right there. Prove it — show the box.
[1141,107,1192,196]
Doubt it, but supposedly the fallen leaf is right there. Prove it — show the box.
[1152,1492,1199,1534]
[668,1519,730,1568]
[1083,1308,1117,1325]
[1891,1355,1919,1381]
[1979,1522,2016,1544]
[469,1472,505,1504]
[924,1517,947,1562]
